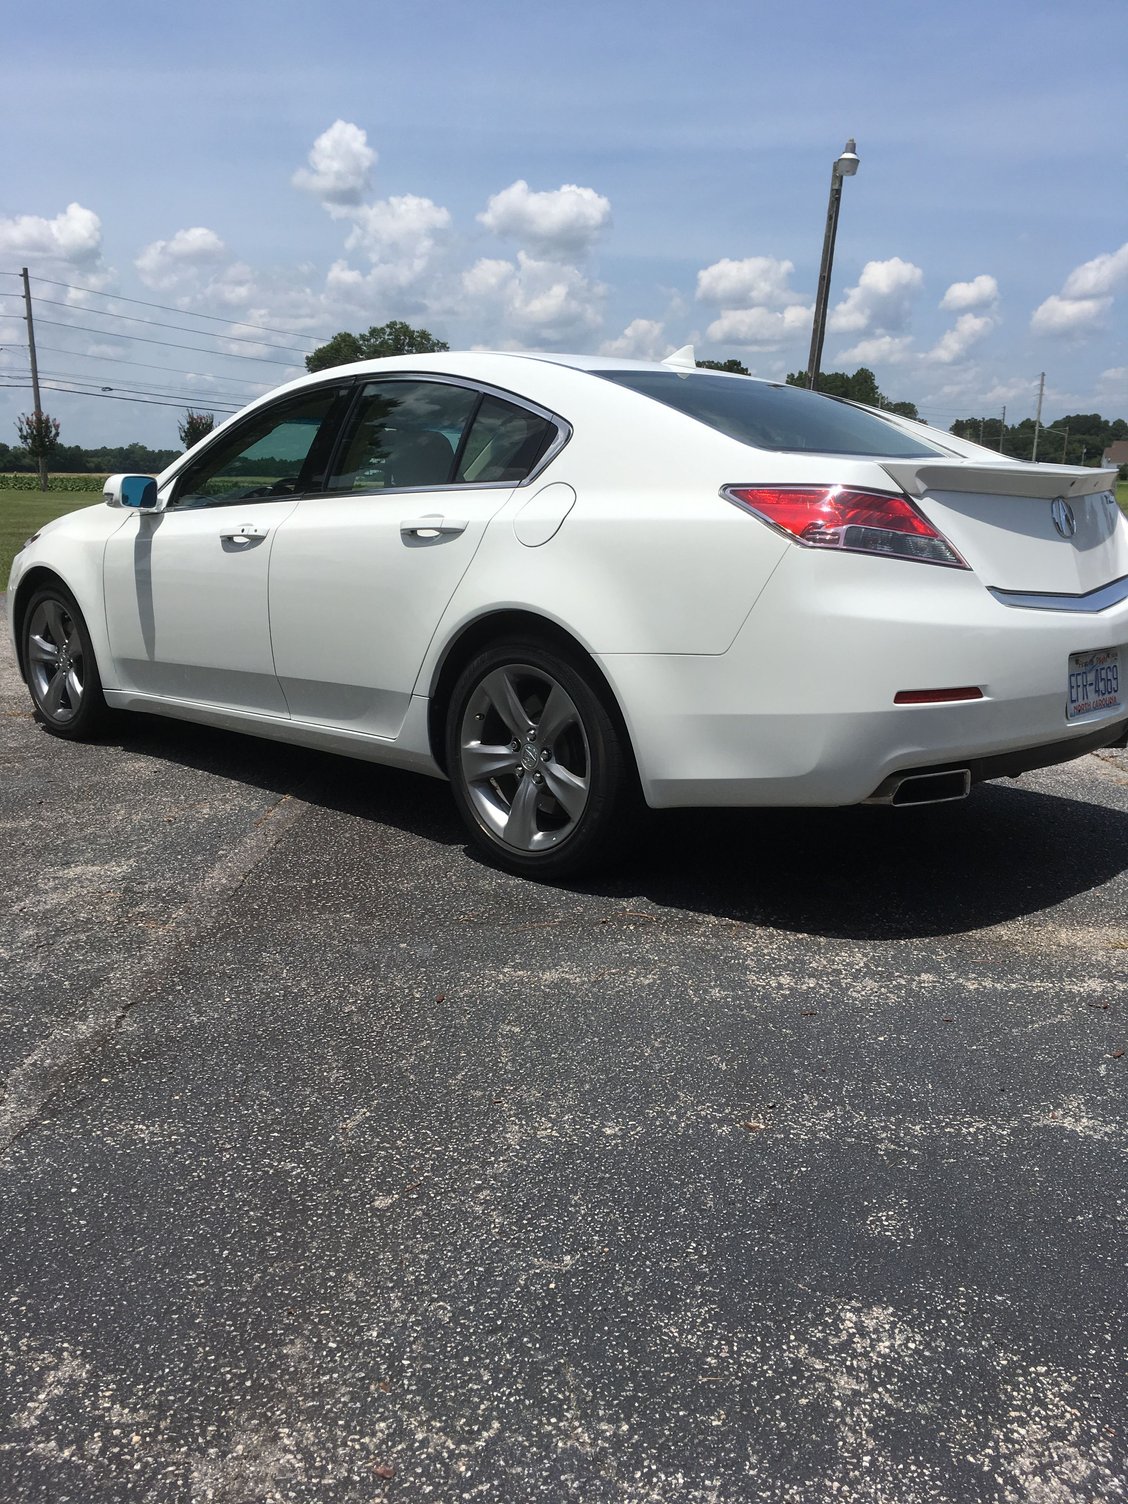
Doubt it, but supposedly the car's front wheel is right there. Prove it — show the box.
[446,639,631,879]
[21,582,110,740]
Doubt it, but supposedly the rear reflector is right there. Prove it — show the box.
[894,687,984,705]
[723,485,968,568]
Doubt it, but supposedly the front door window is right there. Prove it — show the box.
[171,387,345,508]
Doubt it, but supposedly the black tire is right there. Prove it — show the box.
[445,637,632,879]
[21,582,110,740]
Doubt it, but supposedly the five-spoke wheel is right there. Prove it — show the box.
[21,584,108,739]
[446,640,630,878]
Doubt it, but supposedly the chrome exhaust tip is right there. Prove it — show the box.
[865,768,972,807]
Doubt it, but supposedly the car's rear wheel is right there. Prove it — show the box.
[22,583,109,740]
[446,639,631,878]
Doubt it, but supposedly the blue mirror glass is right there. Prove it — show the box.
[121,476,158,509]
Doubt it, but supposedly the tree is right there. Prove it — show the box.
[16,409,61,491]
[785,366,917,418]
[696,358,750,375]
[305,320,449,374]
[179,409,216,450]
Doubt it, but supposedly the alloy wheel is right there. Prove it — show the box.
[457,662,591,852]
[26,597,87,726]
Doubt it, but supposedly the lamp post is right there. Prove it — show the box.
[1040,426,1070,464]
[806,138,860,390]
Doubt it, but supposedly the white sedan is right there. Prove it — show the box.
[8,350,1127,877]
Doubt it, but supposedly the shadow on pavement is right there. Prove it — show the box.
[81,711,1128,943]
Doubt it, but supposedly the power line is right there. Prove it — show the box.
[26,316,306,368]
[0,379,239,414]
[1,269,327,343]
[20,292,317,356]
[30,343,268,390]
[36,368,254,407]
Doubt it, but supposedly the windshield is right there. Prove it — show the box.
[597,370,945,458]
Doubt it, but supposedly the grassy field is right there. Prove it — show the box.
[4,480,1128,595]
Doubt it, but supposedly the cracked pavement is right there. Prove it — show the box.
[2,600,1127,1502]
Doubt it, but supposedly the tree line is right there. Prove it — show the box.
[0,438,182,476]
[948,412,1127,468]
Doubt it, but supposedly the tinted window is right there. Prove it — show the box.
[597,370,944,458]
[456,395,556,483]
[172,388,344,508]
[329,380,480,491]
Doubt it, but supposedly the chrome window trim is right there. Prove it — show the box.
[346,371,572,488]
[988,574,1128,613]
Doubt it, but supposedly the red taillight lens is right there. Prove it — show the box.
[723,485,968,568]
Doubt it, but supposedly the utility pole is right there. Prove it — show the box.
[1031,371,1045,462]
[1060,423,1069,464]
[998,405,1006,452]
[21,266,47,490]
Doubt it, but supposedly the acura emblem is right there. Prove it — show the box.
[1050,497,1076,538]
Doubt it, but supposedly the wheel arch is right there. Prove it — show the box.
[10,566,83,682]
[426,609,639,782]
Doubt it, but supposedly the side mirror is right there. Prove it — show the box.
[104,473,163,511]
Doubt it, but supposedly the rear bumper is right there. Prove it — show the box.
[598,550,1128,809]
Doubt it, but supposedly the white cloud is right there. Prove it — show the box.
[981,376,1042,406]
[1029,242,1128,339]
[1097,366,1127,396]
[705,304,812,348]
[1062,243,1128,299]
[696,256,805,308]
[341,195,451,285]
[292,120,376,208]
[135,226,228,288]
[600,318,667,359]
[927,311,995,364]
[460,250,604,345]
[0,202,104,266]
[477,180,611,259]
[940,274,998,312]
[834,334,915,365]
[1030,293,1110,336]
[828,257,924,336]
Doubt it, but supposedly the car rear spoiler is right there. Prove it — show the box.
[880,462,1118,501]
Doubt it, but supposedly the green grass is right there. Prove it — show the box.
[1118,481,1128,516]
[1,490,91,589]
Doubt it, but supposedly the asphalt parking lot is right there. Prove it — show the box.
[2,604,1127,1504]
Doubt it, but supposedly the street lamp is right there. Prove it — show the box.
[1040,425,1070,464]
[806,138,860,391]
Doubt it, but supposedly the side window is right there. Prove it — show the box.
[457,395,556,484]
[329,380,480,492]
[171,388,344,509]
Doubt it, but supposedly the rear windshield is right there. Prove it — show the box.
[597,370,944,458]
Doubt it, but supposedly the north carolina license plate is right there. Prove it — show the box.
[1067,647,1121,721]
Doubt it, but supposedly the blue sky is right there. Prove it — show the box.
[1,0,1126,450]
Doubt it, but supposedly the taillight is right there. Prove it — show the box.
[723,485,968,568]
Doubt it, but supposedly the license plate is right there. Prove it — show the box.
[1067,647,1121,721]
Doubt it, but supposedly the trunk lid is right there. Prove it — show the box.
[880,460,1126,594]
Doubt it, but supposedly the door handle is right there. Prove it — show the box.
[220,524,269,544]
[400,515,468,538]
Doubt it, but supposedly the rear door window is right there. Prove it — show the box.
[329,380,480,491]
